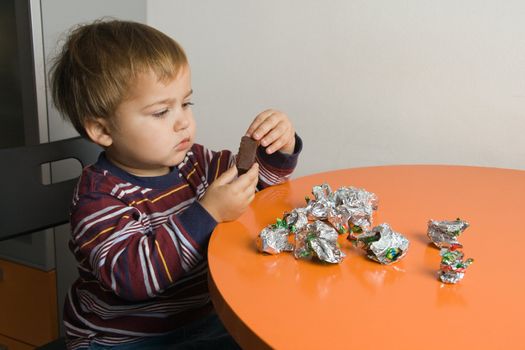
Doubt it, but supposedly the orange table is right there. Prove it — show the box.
[208,165,525,350]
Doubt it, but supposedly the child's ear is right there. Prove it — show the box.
[84,117,113,147]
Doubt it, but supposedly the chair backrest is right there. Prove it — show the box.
[0,137,100,241]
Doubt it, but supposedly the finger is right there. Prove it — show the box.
[245,110,276,138]
[240,163,259,182]
[234,163,259,190]
[247,164,259,189]
[251,114,281,142]
[260,123,286,148]
[215,165,238,185]
[265,139,287,155]
[247,162,259,178]
[266,129,295,154]
[245,110,274,136]
[239,172,258,201]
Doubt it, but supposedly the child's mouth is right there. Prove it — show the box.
[176,138,190,150]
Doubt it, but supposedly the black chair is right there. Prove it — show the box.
[0,136,100,349]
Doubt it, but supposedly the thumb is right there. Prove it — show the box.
[214,165,238,185]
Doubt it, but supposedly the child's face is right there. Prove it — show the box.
[105,66,196,176]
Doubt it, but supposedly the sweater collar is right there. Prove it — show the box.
[96,152,183,189]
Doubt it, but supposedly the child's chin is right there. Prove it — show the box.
[170,152,190,166]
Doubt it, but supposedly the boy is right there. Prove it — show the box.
[50,19,302,349]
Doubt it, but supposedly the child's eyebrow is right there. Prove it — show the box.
[142,89,193,110]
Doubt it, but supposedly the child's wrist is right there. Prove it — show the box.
[199,199,221,222]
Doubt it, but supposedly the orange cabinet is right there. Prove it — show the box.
[0,258,58,347]
[0,333,34,350]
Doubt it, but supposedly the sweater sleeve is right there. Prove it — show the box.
[71,190,216,302]
[255,133,303,189]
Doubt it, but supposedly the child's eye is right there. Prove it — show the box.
[182,102,194,109]
[152,109,170,118]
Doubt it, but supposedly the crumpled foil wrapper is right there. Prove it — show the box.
[326,206,351,234]
[337,186,378,234]
[333,186,378,211]
[428,219,469,248]
[256,184,379,264]
[351,223,409,264]
[256,225,293,255]
[284,208,309,232]
[294,220,345,264]
[306,184,378,234]
[307,184,335,220]
[439,246,474,284]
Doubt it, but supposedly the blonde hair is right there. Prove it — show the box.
[50,19,188,138]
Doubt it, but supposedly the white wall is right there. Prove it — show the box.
[148,0,525,177]
[42,0,147,142]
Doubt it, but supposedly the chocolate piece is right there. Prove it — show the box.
[236,136,258,175]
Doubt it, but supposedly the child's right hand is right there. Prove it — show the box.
[199,163,259,222]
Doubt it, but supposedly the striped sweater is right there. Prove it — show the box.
[64,137,302,349]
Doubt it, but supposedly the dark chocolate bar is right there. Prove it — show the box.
[236,136,258,175]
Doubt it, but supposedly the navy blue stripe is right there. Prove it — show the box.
[177,201,217,248]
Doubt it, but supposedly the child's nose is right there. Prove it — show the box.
[174,117,189,132]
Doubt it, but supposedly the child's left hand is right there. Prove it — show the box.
[245,109,296,155]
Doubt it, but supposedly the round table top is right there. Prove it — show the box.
[208,165,525,350]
